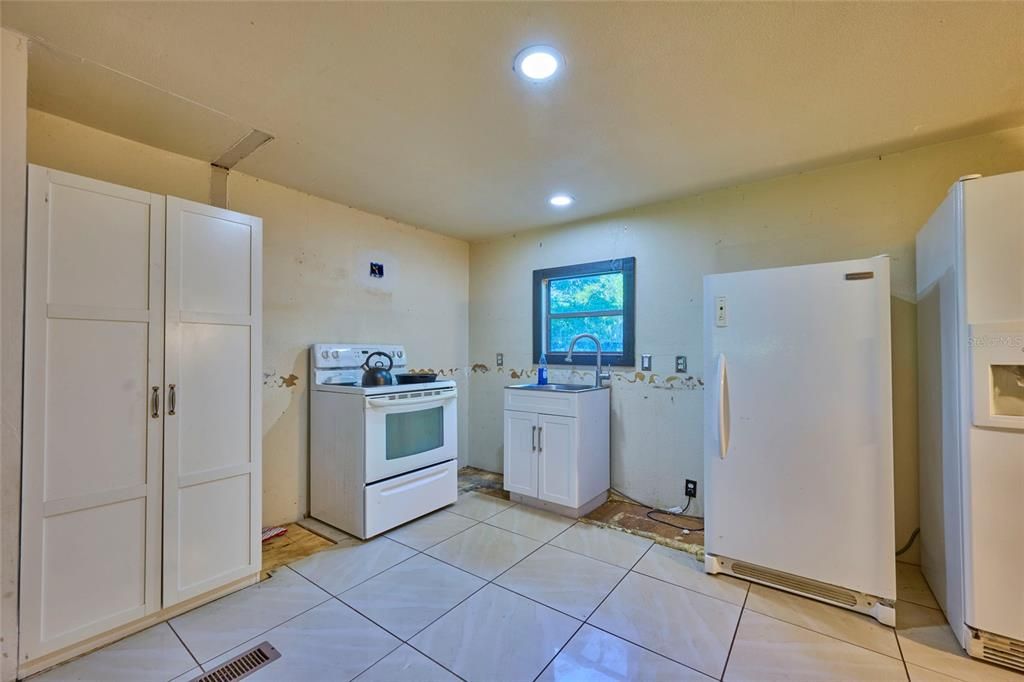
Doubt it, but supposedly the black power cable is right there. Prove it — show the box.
[644,497,705,533]
[610,487,704,533]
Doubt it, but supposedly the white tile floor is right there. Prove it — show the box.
[29,490,1024,682]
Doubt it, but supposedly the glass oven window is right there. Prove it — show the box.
[386,406,445,460]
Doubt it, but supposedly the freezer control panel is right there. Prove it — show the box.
[715,296,728,327]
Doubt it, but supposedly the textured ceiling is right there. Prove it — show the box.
[4,2,1023,240]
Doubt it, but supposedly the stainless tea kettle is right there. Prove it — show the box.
[361,351,394,387]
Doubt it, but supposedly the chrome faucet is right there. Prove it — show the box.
[565,333,611,388]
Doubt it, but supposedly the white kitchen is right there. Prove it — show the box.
[0,3,1022,682]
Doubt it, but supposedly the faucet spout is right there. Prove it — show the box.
[565,333,609,388]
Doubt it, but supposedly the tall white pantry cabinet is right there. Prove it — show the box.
[19,166,262,672]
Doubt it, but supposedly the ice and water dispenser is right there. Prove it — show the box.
[971,322,1024,426]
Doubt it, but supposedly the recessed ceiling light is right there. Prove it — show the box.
[549,193,574,207]
[514,45,563,82]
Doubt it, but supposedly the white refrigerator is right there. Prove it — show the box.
[917,171,1024,672]
[703,256,896,625]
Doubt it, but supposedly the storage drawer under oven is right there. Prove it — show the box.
[364,459,457,538]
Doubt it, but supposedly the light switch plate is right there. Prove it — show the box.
[675,355,687,373]
[641,354,652,371]
[496,353,503,367]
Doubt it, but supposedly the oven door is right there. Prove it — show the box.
[364,387,458,482]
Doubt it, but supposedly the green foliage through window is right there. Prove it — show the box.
[534,258,635,366]
[549,274,624,314]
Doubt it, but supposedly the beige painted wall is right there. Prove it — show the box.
[469,125,1024,564]
[27,109,470,526]
[1,28,27,682]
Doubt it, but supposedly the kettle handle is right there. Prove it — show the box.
[363,351,394,371]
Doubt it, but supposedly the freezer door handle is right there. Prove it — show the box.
[716,354,730,459]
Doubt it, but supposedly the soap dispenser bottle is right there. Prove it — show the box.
[538,353,548,385]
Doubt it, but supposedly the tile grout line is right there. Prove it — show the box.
[739,597,908,664]
[385,518,483,553]
[196,595,335,669]
[197,560,449,671]
[385,508,698,679]
[268,495,703,680]
[285,500,733,680]
[325,609,407,682]
[544,521,655,570]
[177,566,334,669]
[893,629,912,682]
[291,539,423,598]
[165,620,201,671]
[632,565,749,609]
[570,542,723,681]
[527,534,655,682]
[291,538,478,681]
[719,580,751,680]
[392,513,592,681]
[579,620,718,680]
[350,515,555,681]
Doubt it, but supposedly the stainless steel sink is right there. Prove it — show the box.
[507,383,606,393]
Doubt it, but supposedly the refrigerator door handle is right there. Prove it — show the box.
[716,354,730,459]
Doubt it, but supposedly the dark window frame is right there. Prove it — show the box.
[532,257,636,367]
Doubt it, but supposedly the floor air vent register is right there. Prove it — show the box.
[190,642,281,682]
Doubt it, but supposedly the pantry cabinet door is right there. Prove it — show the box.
[164,197,262,606]
[538,414,578,508]
[503,411,538,497]
[20,166,164,660]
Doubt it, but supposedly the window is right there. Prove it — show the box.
[533,258,635,367]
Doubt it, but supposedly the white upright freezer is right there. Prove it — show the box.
[917,171,1024,672]
[703,256,896,625]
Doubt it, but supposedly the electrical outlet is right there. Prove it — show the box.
[675,355,687,373]
[685,479,698,498]
[496,353,503,367]
[641,354,652,371]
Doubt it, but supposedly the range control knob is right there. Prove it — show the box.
[321,350,329,359]
[331,350,340,359]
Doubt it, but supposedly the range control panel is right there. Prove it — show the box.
[311,344,406,370]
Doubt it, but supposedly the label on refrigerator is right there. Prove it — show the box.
[715,296,728,327]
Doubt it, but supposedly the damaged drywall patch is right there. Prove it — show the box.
[263,371,299,388]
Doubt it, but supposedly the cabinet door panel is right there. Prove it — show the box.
[179,323,251,474]
[538,415,578,507]
[41,499,147,641]
[20,166,163,660]
[179,211,253,315]
[503,411,538,497]
[43,319,149,500]
[164,197,262,606]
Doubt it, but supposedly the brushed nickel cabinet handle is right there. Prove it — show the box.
[151,386,160,418]
[531,425,537,451]
[168,384,176,416]
[538,427,543,452]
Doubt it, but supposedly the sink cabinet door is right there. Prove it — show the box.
[503,410,538,497]
[538,414,578,507]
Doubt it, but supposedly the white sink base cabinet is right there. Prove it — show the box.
[503,387,610,517]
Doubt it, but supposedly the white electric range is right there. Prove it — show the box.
[309,343,458,539]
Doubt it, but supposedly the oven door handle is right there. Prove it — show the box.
[366,392,457,408]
